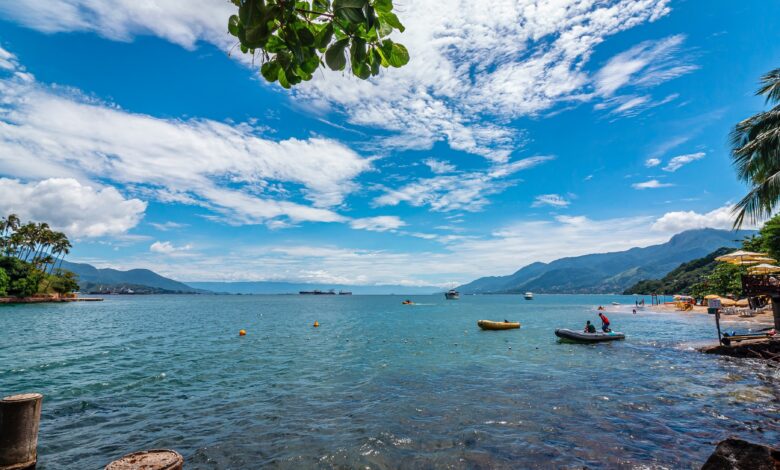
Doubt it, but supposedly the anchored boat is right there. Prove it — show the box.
[445,289,460,300]
[524,292,534,300]
[478,320,520,330]
[554,328,625,343]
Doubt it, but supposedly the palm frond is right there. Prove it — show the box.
[757,68,780,104]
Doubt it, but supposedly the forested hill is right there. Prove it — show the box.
[457,229,751,294]
[621,247,733,295]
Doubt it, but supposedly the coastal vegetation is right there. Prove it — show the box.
[228,0,409,88]
[731,68,780,227]
[623,247,733,295]
[0,214,78,297]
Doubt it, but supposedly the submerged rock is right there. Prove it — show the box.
[701,438,780,470]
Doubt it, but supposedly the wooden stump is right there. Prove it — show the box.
[105,449,183,470]
[0,393,43,470]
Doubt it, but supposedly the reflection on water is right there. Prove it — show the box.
[1,294,778,468]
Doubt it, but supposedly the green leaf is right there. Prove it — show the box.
[300,54,320,74]
[333,0,367,8]
[296,25,316,46]
[388,42,409,67]
[350,37,367,64]
[325,38,349,71]
[373,0,392,13]
[378,11,404,32]
[313,0,330,12]
[228,15,240,36]
[261,60,281,82]
[265,35,286,53]
[336,7,366,23]
[315,23,334,49]
[278,67,291,88]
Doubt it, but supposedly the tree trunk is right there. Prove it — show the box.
[0,393,43,470]
[771,295,780,331]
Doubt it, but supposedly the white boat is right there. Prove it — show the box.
[445,289,460,300]
[524,292,534,300]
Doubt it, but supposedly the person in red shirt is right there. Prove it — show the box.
[598,312,611,332]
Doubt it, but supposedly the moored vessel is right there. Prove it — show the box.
[524,292,534,300]
[445,289,460,300]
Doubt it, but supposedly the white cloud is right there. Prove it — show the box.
[349,216,406,232]
[651,204,758,232]
[645,158,661,167]
[0,1,679,158]
[531,194,570,208]
[150,240,192,254]
[149,221,188,231]
[594,34,696,96]
[423,158,456,174]
[0,54,373,227]
[632,179,673,190]
[374,156,553,212]
[663,152,705,172]
[0,178,146,237]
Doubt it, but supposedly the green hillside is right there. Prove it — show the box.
[622,247,733,295]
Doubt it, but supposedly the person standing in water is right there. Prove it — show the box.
[598,312,611,332]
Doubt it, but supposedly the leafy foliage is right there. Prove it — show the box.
[0,214,78,297]
[0,267,8,296]
[731,68,780,227]
[228,0,409,88]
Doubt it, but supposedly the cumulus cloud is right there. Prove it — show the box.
[0,50,374,227]
[651,204,757,232]
[0,178,146,237]
[150,240,192,254]
[531,194,570,208]
[0,1,682,158]
[632,179,673,190]
[374,156,553,212]
[645,158,661,167]
[663,152,705,172]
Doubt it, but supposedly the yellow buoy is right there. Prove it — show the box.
[238,329,246,336]
[313,321,319,327]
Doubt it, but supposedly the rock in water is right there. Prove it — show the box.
[701,438,780,470]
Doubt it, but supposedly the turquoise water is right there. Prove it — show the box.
[1,294,778,469]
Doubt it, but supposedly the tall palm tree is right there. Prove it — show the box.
[731,68,780,228]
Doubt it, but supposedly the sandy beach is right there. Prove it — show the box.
[647,303,775,327]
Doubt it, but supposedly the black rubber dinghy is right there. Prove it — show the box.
[555,328,625,343]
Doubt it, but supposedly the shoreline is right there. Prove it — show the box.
[644,302,775,327]
[0,295,103,304]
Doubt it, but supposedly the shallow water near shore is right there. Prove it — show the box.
[1,294,778,469]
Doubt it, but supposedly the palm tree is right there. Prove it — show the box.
[731,68,780,227]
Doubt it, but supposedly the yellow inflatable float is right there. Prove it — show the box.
[477,320,520,330]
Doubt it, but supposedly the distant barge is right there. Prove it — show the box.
[299,290,352,295]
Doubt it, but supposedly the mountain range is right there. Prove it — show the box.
[183,281,441,295]
[457,229,752,294]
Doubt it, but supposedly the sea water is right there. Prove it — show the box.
[0,294,777,468]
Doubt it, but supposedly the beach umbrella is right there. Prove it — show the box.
[723,258,761,266]
[748,263,780,274]
[704,294,720,299]
[719,298,736,307]
[735,299,749,307]
[746,257,778,264]
[715,250,768,264]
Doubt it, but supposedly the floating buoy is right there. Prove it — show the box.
[313,321,319,327]
[239,329,246,336]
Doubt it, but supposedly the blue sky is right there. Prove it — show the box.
[0,0,777,286]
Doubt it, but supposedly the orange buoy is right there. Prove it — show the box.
[313,321,319,327]
[238,329,246,336]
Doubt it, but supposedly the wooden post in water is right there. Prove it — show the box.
[0,393,43,470]
[771,295,780,331]
[105,449,183,470]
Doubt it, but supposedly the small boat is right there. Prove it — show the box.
[554,328,625,343]
[445,289,460,300]
[524,292,534,300]
[402,300,413,305]
[611,301,620,306]
[477,320,520,330]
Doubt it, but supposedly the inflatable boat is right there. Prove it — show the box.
[554,328,625,343]
[478,320,520,330]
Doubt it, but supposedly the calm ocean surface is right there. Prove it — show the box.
[1,294,778,469]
